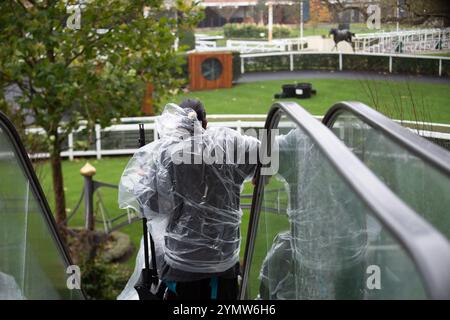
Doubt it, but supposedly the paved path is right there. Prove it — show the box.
[237,70,450,85]
[305,36,354,52]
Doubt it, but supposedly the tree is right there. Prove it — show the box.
[0,0,202,235]
[320,0,450,27]
[400,0,450,27]
[320,0,369,23]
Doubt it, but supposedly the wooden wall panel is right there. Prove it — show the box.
[189,52,233,91]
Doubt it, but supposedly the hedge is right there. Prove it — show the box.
[245,55,291,72]
[242,53,448,77]
[224,23,292,39]
[442,59,450,77]
[232,51,241,81]
[392,57,440,76]
[178,52,448,79]
[293,54,339,71]
[342,55,389,73]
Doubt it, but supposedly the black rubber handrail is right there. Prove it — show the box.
[240,102,450,300]
[0,111,86,299]
[322,101,450,178]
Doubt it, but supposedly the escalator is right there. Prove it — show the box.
[1,101,450,300]
[323,102,450,241]
[241,102,450,300]
[0,112,84,299]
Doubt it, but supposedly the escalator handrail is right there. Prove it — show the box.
[241,102,450,300]
[0,111,86,299]
[322,101,450,177]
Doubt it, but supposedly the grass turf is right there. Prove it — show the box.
[163,78,450,124]
[198,23,416,40]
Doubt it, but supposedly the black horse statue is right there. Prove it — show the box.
[329,28,356,52]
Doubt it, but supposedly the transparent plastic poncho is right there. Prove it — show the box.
[118,104,259,289]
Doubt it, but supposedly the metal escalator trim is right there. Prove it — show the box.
[240,102,450,300]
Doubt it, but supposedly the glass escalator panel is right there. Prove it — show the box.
[327,108,450,240]
[0,114,83,299]
[244,106,444,300]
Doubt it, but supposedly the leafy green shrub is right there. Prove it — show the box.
[245,55,291,72]
[81,257,130,300]
[67,229,131,300]
[242,53,447,77]
[293,54,338,70]
[342,55,389,73]
[179,29,196,51]
[224,23,292,39]
[232,51,241,81]
[441,59,450,77]
[392,57,439,76]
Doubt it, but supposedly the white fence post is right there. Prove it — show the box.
[95,124,101,160]
[439,59,442,77]
[241,56,245,74]
[389,55,393,73]
[68,133,74,161]
[27,114,450,160]
[339,53,343,71]
[290,53,294,71]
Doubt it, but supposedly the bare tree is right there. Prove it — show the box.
[320,0,369,22]
[321,0,450,27]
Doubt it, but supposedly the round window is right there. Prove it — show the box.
[201,58,223,81]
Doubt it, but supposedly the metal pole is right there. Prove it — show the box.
[300,1,304,50]
[80,162,96,231]
[174,10,179,51]
[268,3,273,43]
[95,124,101,160]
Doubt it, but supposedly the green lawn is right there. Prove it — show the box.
[197,23,413,39]
[427,52,450,58]
[163,78,450,124]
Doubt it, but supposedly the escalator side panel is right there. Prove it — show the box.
[241,102,450,300]
[324,103,450,241]
[0,112,84,299]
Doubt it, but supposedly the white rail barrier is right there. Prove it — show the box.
[225,40,286,53]
[194,38,307,53]
[195,40,217,50]
[239,51,450,76]
[26,115,450,160]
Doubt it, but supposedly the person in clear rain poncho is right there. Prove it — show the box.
[118,99,259,300]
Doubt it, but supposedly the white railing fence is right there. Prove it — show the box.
[354,28,450,54]
[194,29,450,55]
[193,37,307,54]
[195,40,217,50]
[26,115,450,160]
[239,51,450,77]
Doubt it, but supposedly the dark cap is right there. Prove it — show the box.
[179,98,206,122]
